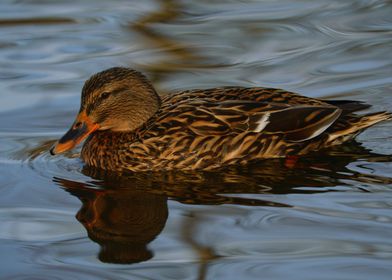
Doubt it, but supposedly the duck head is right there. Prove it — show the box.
[50,67,161,155]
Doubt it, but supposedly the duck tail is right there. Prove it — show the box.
[355,111,392,129]
[327,111,392,145]
[324,99,371,113]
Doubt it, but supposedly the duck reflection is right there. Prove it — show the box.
[55,178,168,264]
[53,141,392,265]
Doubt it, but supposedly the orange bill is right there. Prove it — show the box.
[50,111,99,155]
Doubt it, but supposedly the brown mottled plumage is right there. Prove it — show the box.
[50,67,392,171]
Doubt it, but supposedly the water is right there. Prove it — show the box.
[1,0,392,279]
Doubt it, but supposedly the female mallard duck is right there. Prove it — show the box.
[50,67,391,172]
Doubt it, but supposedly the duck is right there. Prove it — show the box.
[50,67,391,172]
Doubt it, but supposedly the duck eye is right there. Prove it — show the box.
[101,92,110,99]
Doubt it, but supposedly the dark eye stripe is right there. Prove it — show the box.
[86,87,127,115]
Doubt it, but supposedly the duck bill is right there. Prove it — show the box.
[50,112,99,155]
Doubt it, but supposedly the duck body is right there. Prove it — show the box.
[51,67,391,172]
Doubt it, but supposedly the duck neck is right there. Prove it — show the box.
[81,130,138,171]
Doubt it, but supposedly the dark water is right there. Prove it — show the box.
[1,0,392,279]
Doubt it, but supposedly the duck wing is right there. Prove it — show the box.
[167,87,331,106]
[149,100,342,142]
[257,105,342,141]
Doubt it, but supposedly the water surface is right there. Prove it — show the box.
[1,0,392,279]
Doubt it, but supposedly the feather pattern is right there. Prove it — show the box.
[80,85,391,172]
[49,67,392,171]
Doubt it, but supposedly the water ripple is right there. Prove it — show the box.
[0,207,80,242]
[0,0,392,279]
[217,239,392,259]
